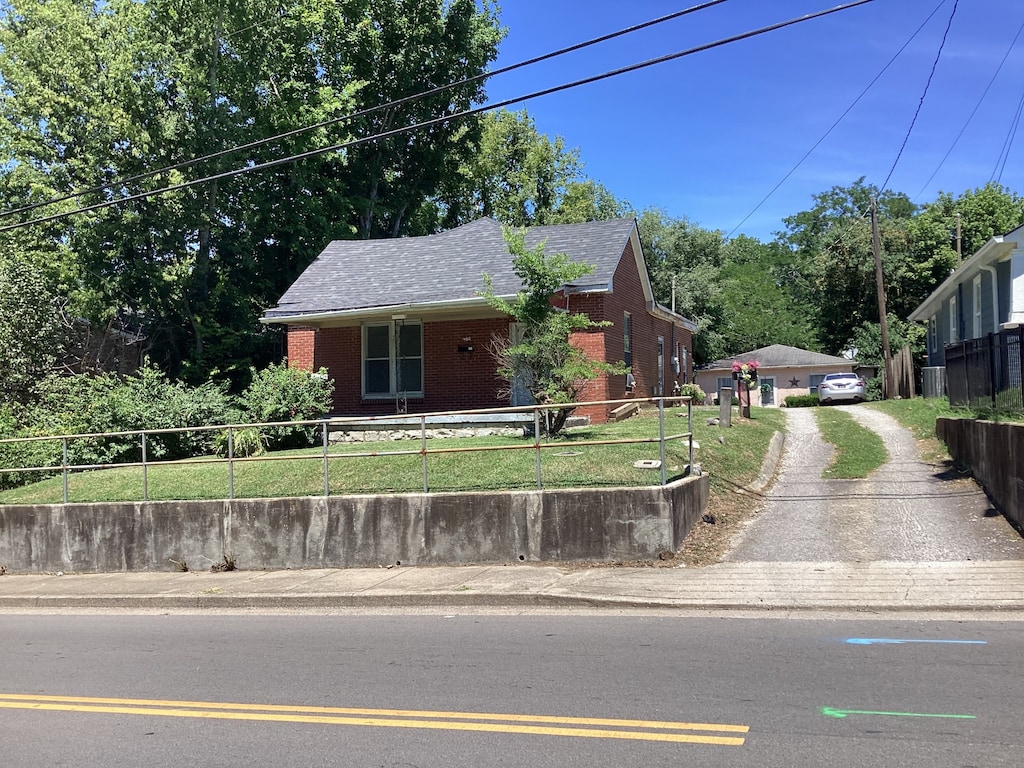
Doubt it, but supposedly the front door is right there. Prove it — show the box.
[509,323,533,407]
[760,376,776,406]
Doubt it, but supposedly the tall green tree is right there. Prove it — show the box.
[638,209,726,364]
[549,180,631,224]
[428,109,582,230]
[908,182,1024,295]
[781,178,917,355]
[0,0,503,384]
[717,236,820,354]
[0,252,69,402]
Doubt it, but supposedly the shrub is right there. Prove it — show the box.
[0,365,238,489]
[784,394,820,408]
[677,383,706,403]
[213,427,267,458]
[239,362,334,449]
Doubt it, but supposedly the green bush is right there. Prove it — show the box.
[0,365,237,489]
[239,362,334,449]
[784,394,820,408]
[677,383,706,403]
[213,427,267,458]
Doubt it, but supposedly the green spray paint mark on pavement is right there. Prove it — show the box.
[821,707,976,720]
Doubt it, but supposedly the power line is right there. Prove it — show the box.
[992,88,1024,184]
[0,0,876,235]
[0,0,731,222]
[726,0,947,240]
[880,0,959,191]
[914,15,1024,199]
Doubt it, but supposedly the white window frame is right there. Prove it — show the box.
[949,294,958,343]
[928,315,937,354]
[361,322,423,399]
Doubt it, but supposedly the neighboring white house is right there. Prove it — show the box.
[695,345,856,407]
[909,223,1024,367]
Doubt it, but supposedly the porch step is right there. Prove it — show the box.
[609,402,640,422]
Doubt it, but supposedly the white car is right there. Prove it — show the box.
[817,372,866,404]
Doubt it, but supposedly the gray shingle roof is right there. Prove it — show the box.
[264,218,639,319]
[705,345,853,370]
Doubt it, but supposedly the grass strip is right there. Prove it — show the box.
[815,407,887,479]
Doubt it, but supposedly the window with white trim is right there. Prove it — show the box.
[949,295,958,343]
[362,322,423,398]
[928,316,937,354]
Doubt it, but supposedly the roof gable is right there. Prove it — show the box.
[265,217,640,320]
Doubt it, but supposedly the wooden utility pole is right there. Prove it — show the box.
[870,197,892,399]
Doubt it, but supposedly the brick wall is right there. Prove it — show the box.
[572,239,694,422]
[286,327,316,370]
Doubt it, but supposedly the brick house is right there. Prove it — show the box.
[262,218,697,424]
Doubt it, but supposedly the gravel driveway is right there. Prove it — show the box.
[724,406,1024,562]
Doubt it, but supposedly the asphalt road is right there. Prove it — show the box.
[3,614,1022,767]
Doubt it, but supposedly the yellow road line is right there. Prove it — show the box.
[0,694,747,746]
[0,693,748,732]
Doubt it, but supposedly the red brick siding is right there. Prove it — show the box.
[421,318,511,412]
[571,238,694,422]
[286,328,316,370]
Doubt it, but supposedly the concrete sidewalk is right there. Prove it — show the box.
[3,560,1024,613]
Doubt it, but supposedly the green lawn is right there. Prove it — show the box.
[815,407,888,479]
[0,406,788,505]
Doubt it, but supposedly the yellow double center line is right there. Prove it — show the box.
[0,693,748,745]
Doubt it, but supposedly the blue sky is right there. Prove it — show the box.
[483,0,1024,241]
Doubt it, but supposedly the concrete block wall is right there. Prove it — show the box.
[0,474,709,573]
[936,417,1023,528]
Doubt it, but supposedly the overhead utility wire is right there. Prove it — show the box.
[0,0,876,235]
[812,0,957,263]
[726,0,947,239]
[880,0,959,191]
[915,15,1024,199]
[992,89,1024,184]
[0,0,731,222]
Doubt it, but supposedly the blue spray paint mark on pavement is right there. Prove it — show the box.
[845,638,987,645]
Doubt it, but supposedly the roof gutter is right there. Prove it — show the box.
[261,295,516,325]
[649,301,699,332]
[909,235,1014,322]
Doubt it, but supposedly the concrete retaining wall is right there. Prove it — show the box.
[936,417,1024,528]
[0,474,708,573]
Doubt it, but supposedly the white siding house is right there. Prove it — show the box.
[909,223,1024,367]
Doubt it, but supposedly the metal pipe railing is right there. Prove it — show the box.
[0,396,695,504]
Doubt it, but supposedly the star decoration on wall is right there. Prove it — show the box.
[789,377,800,387]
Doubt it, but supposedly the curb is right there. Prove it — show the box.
[2,592,1023,612]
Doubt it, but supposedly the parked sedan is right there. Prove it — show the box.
[817,372,866,404]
